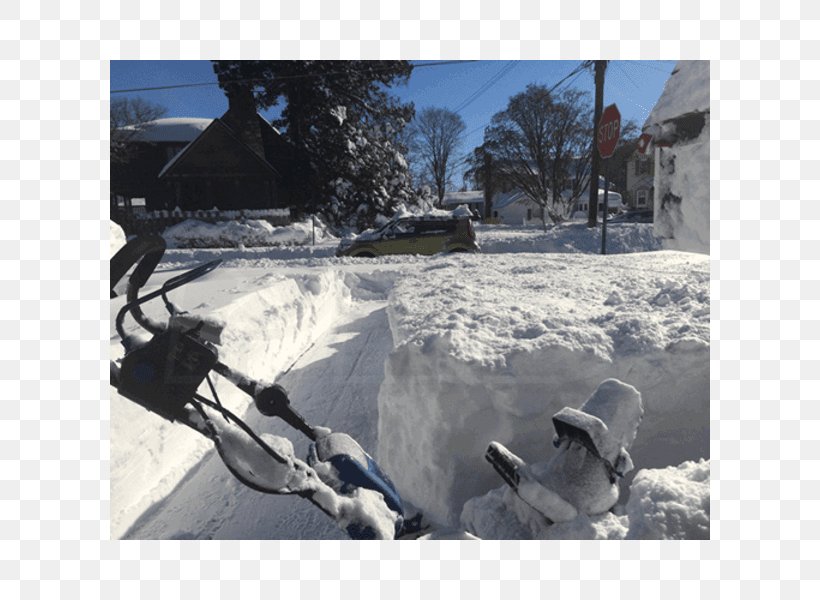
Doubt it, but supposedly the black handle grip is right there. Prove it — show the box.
[110,234,166,298]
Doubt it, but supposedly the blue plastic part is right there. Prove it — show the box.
[327,454,404,517]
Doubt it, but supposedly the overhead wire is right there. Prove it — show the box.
[110,60,478,94]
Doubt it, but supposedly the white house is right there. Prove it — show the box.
[491,190,545,225]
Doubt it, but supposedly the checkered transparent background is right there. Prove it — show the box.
[2,0,818,596]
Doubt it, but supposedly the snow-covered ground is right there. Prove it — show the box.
[110,219,709,540]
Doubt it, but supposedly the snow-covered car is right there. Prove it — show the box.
[336,216,480,258]
[608,210,654,224]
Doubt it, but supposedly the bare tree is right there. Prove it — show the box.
[110,97,167,165]
[410,107,466,205]
[484,85,593,228]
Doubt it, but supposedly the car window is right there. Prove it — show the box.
[393,221,416,236]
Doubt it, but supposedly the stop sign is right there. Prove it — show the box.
[597,104,621,159]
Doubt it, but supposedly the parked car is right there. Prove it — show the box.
[608,210,654,224]
[336,216,480,257]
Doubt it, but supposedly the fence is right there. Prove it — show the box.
[113,207,291,236]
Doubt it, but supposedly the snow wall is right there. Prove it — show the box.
[646,60,710,255]
[377,252,709,527]
[653,122,710,254]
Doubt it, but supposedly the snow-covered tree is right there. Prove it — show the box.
[212,60,419,230]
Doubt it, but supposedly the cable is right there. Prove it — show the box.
[451,61,518,114]
[111,60,477,94]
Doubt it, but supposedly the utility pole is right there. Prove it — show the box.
[587,60,607,228]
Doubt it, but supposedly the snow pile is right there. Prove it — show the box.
[163,218,336,249]
[477,222,662,254]
[652,121,710,254]
[625,459,710,540]
[644,61,709,126]
[644,61,710,255]
[377,251,709,526]
[110,220,127,257]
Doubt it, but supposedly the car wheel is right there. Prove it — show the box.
[354,252,376,258]
[449,248,468,253]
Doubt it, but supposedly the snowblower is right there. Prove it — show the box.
[110,235,411,540]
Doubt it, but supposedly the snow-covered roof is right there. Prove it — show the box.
[644,61,709,127]
[493,190,527,210]
[442,191,484,206]
[125,117,214,143]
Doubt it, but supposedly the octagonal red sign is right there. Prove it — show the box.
[597,104,621,159]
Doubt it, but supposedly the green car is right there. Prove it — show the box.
[336,216,480,258]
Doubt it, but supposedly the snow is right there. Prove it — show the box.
[644,61,709,128]
[110,221,126,257]
[162,218,336,249]
[124,117,213,143]
[377,252,708,526]
[653,121,710,254]
[110,218,708,539]
[477,222,661,254]
[644,60,710,254]
[625,459,710,540]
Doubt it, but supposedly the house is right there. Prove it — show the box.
[491,190,544,225]
[111,86,296,217]
[442,190,484,216]
[641,61,709,253]
[625,151,655,210]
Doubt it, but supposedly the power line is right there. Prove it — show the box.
[110,60,477,94]
[451,61,518,114]
[459,61,588,141]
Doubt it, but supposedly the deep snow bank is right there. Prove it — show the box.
[110,268,354,538]
[163,218,336,249]
[476,222,662,255]
[377,251,709,526]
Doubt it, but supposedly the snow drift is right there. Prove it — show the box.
[163,218,336,249]
[377,251,709,527]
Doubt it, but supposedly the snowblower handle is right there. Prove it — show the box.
[110,234,166,298]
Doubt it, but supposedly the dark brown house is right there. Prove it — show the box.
[112,87,296,214]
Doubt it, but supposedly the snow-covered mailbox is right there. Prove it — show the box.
[642,61,710,254]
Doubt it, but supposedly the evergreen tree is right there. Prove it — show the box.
[212,60,417,230]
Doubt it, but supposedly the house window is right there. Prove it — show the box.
[634,158,650,176]
[526,208,532,220]
[636,189,648,208]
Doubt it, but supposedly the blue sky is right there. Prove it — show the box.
[111,60,676,184]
